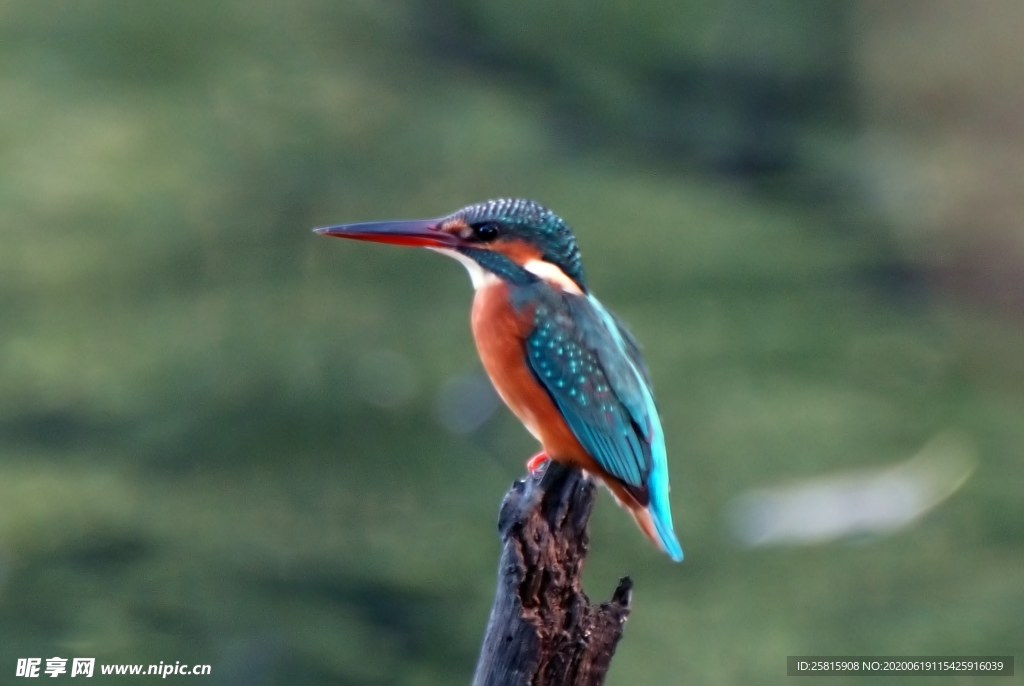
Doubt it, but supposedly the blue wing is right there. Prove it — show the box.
[524,291,656,497]
[523,286,683,560]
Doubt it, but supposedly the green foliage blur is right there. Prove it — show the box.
[1,1,1021,684]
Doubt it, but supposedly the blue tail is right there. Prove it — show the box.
[648,464,683,561]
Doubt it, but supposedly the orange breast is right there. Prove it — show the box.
[471,283,596,472]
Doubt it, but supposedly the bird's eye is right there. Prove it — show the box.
[472,222,500,241]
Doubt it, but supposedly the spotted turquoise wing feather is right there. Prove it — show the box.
[523,289,682,559]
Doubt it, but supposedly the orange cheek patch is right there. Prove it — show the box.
[437,218,471,240]
[492,238,543,265]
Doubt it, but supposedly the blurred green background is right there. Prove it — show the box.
[2,0,1022,684]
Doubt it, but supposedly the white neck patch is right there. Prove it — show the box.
[523,259,584,295]
[429,248,500,290]
[429,249,582,295]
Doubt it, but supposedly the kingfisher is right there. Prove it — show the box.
[314,199,683,561]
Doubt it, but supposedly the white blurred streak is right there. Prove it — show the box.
[435,373,501,434]
[728,433,976,547]
[355,350,418,409]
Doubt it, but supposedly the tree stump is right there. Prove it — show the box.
[472,462,632,686]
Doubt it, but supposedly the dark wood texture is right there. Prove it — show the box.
[472,462,632,686]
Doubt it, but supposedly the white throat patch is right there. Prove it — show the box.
[429,248,499,290]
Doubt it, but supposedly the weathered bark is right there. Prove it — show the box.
[472,462,632,686]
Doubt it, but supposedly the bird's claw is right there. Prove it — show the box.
[526,451,549,474]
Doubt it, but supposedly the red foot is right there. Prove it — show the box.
[526,451,549,474]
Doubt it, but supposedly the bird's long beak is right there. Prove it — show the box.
[313,218,460,249]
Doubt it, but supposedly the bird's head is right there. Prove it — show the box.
[315,199,586,293]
